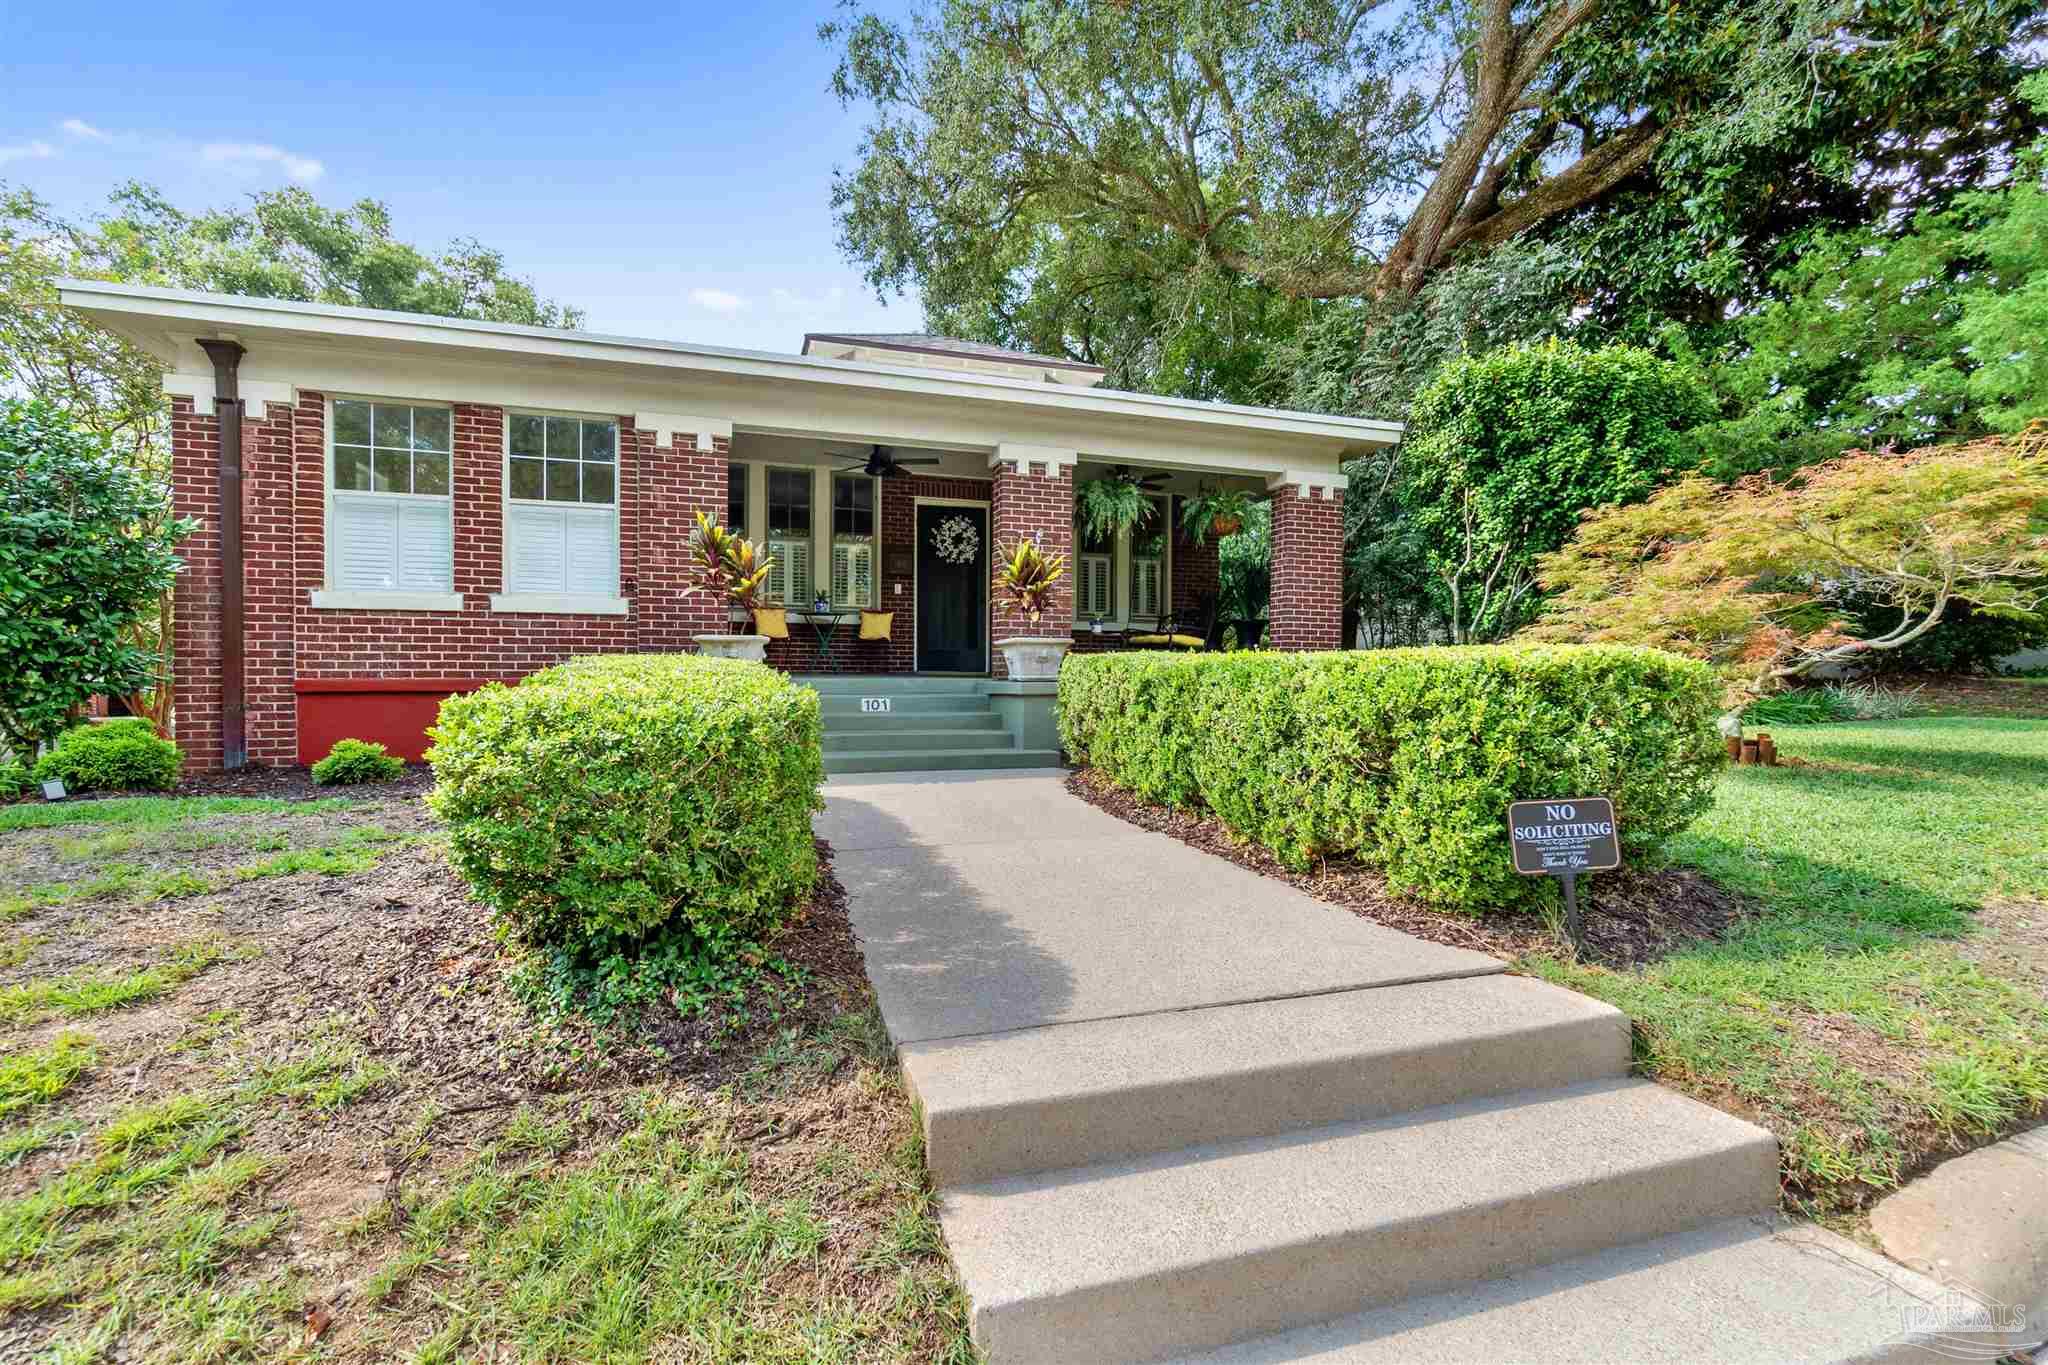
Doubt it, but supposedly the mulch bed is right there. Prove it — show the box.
[1887,672,2048,718]
[176,762,436,801]
[1066,768,1746,968]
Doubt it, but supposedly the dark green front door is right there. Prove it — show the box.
[916,503,988,673]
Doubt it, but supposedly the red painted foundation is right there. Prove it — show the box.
[294,678,507,765]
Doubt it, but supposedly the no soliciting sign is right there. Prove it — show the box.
[1507,798,1620,875]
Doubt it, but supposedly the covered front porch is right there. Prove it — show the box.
[719,429,1353,679]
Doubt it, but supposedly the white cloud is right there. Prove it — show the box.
[60,118,111,142]
[0,140,56,166]
[200,141,325,183]
[688,287,749,314]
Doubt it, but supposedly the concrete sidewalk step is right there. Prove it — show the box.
[1171,1217,1973,1365]
[906,976,1630,1186]
[823,726,1016,753]
[824,747,1060,774]
[941,1079,1778,1364]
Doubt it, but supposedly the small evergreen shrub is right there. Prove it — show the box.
[1060,646,1723,911]
[31,719,181,793]
[0,758,28,798]
[426,655,825,1017]
[310,738,406,785]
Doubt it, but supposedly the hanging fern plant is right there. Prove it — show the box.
[1077,477,1156,543]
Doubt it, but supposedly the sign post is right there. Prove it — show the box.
[1506,797,1620,951]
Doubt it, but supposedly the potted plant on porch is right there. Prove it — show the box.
[1179,486,1256,544]
[991,535,1072,680]
[1076,474,1157,544]
[686,510,777,662]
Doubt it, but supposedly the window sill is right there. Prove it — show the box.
[490,593,629,616]
[309,590,464,612]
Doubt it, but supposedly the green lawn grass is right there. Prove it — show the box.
[0,795,354,834]
[1532,716,2048,1208]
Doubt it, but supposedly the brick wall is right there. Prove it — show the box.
[1170,495,1222,619]
[989,456,1074,677]
[1268,482,1345,651]
[169,392,728,771]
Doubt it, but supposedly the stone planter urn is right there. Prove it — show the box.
[995,636,1072,681]
[693,633,770,663]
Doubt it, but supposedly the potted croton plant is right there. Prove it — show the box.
[686,510,776,662]
[991,535,1073,680]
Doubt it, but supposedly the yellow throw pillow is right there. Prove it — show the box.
[859,610,895,642]
[1169,633,1206,648]
[753,607,789,640]
[1128,633,1169,646]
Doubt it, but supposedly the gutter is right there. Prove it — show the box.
[196,338,248,770]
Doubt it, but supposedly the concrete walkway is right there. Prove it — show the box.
[823,770,2000,1364]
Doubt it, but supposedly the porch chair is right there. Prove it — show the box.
[1126,594,1221,651]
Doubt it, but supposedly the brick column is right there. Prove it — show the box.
[1267,472,1346,652]
[989,444,1076,678]
[168,396,224,772]
[630,413,730,651]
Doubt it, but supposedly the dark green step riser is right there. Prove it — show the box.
[824,748,1063,774]
[799,677,990,695]
[819,696,991,715]
[824,729,1016,753]
[818,712,1005,734]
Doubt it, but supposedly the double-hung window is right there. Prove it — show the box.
[764,468,813,606]
[830,473,877,609]
[1073,504,1114,621]
[503,413,620,603]
[726,462,747,534]
[1129,494,1168,622]
[327,398,455,600]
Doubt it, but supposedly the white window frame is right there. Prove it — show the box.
[829,471,880,610]
[315,394,461,612]
[763,464,819,609]
[492,408,625,615]
[1071,489,1172,626]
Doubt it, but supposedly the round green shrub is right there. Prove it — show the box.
[310,738,407,785]
[1060,645,1724,912]
[426,655,825,971]
[32,719,181,793]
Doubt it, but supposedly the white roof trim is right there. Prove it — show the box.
[57,279,1403,448]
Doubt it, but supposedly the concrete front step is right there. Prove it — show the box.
[904,976,1631,1186]
[800,674,990,694]
[940,1078,1778,1364]
[819,693,992,715]
[818,709,1006,733]
[1172,1217,1970,1365]
[824,726,1015,754]
[824,748,1060,774]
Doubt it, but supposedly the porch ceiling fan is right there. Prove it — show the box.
[828,443,943,478]
[1104,464,1168,491]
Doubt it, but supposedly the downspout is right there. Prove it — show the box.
[196,339,248,770]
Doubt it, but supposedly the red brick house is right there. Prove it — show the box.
[59,281,1395,772]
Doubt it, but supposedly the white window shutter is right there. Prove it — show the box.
[397,502,453,593]
[832,542,873,609]
[1134,558,1162,620]
[769,538,811,604]
[1077,554,1112,618]
[333,497,399,591]
[564,510,617,596]
[507,505,566,594]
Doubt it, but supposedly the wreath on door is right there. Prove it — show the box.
[931,514,981,566]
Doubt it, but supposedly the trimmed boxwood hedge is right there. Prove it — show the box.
[1059,646,1724,911]
[426,654,825,969]
[32,718,181,793]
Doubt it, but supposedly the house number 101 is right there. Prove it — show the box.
[860,697,891,713]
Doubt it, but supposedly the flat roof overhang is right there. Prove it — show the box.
[57,279,1399,477]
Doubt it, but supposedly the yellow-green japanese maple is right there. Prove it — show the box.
[1525,434,2048,702]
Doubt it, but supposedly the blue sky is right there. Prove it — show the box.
[1,0,915,351]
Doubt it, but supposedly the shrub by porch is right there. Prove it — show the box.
[1059,646,1723,910]
[426,654,825,1010]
